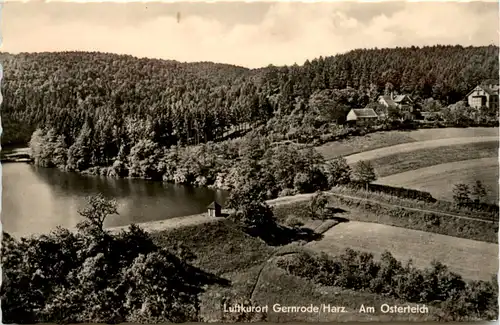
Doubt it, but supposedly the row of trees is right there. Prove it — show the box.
[452,180,495,209]
[29,122,377,201]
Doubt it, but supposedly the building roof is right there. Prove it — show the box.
[466,84,500,97]
[207,201,222,209]
[379,95,397,107]
[393,94,411,103]
[349,108,378,118]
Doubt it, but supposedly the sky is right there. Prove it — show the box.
[0,1,498,68]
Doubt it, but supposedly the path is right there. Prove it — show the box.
[248,219,344,301]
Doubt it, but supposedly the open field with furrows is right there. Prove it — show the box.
[368,141,498,177]
[315,127,499,161]
[306,221,498,281]
[377,157,499,204]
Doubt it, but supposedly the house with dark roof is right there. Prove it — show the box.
[378,94,414,110]
[378,95,397,109]
[466,81,499,110]
[378,93,416,119]
[346,108,378,126]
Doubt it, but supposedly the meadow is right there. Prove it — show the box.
[315,127,499,161]
[377,158,499,204]
[367,141,498,177]
[316,127,499,204]
[306,221,498,281]
[151,220,439,322]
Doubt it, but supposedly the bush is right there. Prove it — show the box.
[285,215,304,228]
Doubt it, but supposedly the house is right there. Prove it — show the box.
[207,201,222,217]
[466,81,499,110]
[346,108,378,126]
[378,93,417,120]
[378,93,413,110]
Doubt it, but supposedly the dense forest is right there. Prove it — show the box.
[0,45,498,190]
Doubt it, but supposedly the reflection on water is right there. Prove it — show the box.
[1,163,228,237]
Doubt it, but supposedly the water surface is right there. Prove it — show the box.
[1,163,227,237]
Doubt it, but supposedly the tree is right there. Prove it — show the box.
[308,191,329,220]
[231,201,277,238]
[323,157,351,188]
[76,194,119,236]
[452,183,471,207]
[225,179,267,210]
[353,160,377,188]
[471,180,488,204]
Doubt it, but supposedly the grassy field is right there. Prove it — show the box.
[144,190,498,322]
[151,219,274,275]
[369,141,498,177]
[377,157,499,204]
[306,221,498,281]
[343,136,499,165]
[315,127,499,161]
[316,131,417,160]
[151,220,439,322]
[273,191,498,243]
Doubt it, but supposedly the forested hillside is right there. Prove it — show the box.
[1,45,498,147]
[0,45,498,188]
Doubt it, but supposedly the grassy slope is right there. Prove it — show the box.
[316,131,417,160]
[315,127,499,161]
[306,221,498,281]
[343,136,498,165]
[273,192,498,243]
[377,157,499,204]
[369,141,498,177]
[151,220,439,322]
[151,219,274,275]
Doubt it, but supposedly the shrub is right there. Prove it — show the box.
[285,215,304,228]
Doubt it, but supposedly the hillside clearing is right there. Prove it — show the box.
[314,127,499,161]
[306,221,498,281]
[368,141,498,177]
[316,131,417,160]
[377,157,499,203]
[407,127,499,141]
[343,136,499,165]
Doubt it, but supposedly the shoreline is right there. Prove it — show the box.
[106,195,317,234]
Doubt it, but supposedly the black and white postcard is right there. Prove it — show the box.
[0,1,498,323]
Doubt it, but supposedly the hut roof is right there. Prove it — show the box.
[207,201,222,209]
